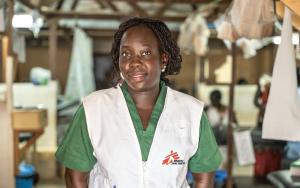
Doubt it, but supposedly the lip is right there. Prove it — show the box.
[127,72,147,82]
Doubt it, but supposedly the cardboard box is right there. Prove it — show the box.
[12,109,47,131]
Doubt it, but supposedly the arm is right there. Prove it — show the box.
[65,168,89,188]
[254,84,262,108]
[55,105,97,188]
[189,113,221,187]
[192,172,215,188]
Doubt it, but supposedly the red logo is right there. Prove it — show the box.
[162,150,185,165]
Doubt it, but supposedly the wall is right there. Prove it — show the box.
[17,35,114,93]
[168,53,197,94]
[206,40,276,85]
[17,37,72,93]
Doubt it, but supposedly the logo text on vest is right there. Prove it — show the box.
[162,150,185,165]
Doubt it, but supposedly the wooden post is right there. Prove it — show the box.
[199,56,205,82]
[226,42,237,188]
[49,19,58,80]
[0,0,15,187]
[7,1,13,56]
[1,0,14,82]
[0,101,15,188]
[5,0,14,111]
[6,56,14,111]
[2,37,8,82]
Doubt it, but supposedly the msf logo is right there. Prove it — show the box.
[162,150,185,165]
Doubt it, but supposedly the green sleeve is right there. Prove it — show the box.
[55,104,97,172]
[188,112,222,173]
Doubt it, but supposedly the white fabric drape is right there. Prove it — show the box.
[65,28,95,101]
[262,7,300,141]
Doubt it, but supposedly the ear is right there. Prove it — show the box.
[161,53,169,68]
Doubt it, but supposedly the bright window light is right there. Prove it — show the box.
[12,14,33,28]
[272,33,299,45]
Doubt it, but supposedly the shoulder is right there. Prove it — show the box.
[167,87,205,107]
[83,86,120,103]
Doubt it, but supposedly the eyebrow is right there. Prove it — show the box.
[120,44,154,48]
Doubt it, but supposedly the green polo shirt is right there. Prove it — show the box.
[56,83,222,173]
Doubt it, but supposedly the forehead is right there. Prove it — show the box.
[120,25,159,47]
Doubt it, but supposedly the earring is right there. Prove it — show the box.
[161,65,166,73]
[120,72,124,80]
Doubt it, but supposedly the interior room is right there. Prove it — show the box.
[0,0,300,187]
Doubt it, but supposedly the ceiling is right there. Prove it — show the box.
[15,0,231,31]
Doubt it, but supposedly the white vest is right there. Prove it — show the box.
[83,86,204,188]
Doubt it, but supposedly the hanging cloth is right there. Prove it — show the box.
[0,6,4,32]
[65,28,95,101]
[13,31,26,63]
[177,13,210,56]
[262,7,300,141]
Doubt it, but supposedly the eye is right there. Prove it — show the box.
[141,50,151,56]
[121,51,130,57]
[121,51,131,57]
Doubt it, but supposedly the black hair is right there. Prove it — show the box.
[110,17,182,84]
[210,89,222,103]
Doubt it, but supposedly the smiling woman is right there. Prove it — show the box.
[118,25,163,93]
[55,17,222,188]
[111,17,182,84]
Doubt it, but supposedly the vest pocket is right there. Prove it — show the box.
[173,123,190,138]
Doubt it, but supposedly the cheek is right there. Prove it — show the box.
[149,63,162,77]
[118,62,127,72]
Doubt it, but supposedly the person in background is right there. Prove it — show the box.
[206,90,228,127]
[237,77,248,85]
[205,90,226,145]
[56,17,222,188]
[254,74,271,128]
[178,87,189,95]
[205,89,238,145]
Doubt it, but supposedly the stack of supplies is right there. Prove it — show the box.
[290,159,300,182]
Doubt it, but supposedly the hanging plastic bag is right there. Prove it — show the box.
[178,15,194,54]
[192,14,210,56]
[216,5,240,42]
[217,0,274,40]
[230,0,274,39]
[178,13,210,56]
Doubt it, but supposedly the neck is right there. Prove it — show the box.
[128,86,160,109]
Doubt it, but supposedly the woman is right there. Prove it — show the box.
[56,17,222,188]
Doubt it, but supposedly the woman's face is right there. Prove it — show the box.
[119,25,164,92]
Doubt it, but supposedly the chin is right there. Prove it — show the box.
[127,82,157,92]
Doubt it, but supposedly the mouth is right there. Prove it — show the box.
[127,72,147,82]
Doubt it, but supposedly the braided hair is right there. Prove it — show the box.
[111,17,182,84]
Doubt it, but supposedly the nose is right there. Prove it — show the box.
[130,54,142,67]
